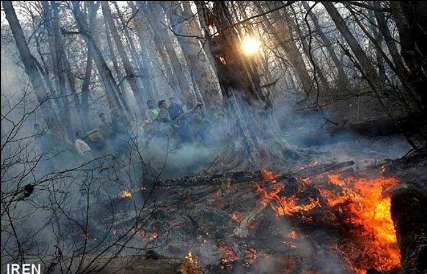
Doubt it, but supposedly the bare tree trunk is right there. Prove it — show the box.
[127,1,156,101]
[373,3,408,84]
[322,2,380,91]
[287,5,330,91]
[71,2,126,116]
[368,9,386,85]
[44,1,85,135]
[42,1,71,134]
[3,1,58,124]
[141,2,195,105]
[390,2,427,110]
[81,49,93,132]
[133,1,178,97]
[80,1,98,132]
[194,2,298,167]
[104,15,122,85]
[255,2,313,97]
[113,1,153,104]
[101,2,144,113]
[302,1,349,88]
[168,1,222,108]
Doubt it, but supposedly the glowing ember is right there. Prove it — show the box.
[244,247,257,266]
[261,169,276,181]
[230,211,244,223]
[218,242,239,269]
[149,231,158,241]
[119,191,132,199]
[288,230,297,239]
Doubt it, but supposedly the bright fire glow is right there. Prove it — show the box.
[322,174,401,273]
[255,171,401,273]
[241,36,261,56]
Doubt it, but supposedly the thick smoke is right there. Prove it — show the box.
[1,5,412,273]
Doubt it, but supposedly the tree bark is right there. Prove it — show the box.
[287,5,330,91]
[113,1,153,105]
[127,1,156,101]
[302,1,349,88]
[322,2,380,91]
[391,185,427,274]
[141,2,195,105]
[256,2,313,97]
[71,2,126,115]
[390,2,427,110]
[168,1,222,108]
[42,1,70,128]
[3,1,59,125]
[101,1,143,113]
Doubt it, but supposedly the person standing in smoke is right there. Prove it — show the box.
[145,99,160,123]
[151,100,173,139]
[156,100,171,123]
[168,97,192,144]
[168,97,184,120]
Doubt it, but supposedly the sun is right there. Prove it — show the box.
[241,36,261,56]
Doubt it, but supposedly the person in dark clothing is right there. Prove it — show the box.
[167,97,184,121]
[156,100,170,123]
[168,97,194,143]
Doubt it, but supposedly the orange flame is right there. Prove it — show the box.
[322,174,400,273]
[255,171,401,273]
[256,183,319,216]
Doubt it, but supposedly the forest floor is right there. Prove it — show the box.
[87,137,427,274]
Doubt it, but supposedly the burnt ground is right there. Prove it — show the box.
[75,148,427,274]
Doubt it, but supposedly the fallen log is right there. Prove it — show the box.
[81,251,203,274]
[158,161,355,188]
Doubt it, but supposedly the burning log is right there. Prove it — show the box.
[159,160,355,188]
[295,160,355,177]
[391,185,427,274]
[233,204,266,238]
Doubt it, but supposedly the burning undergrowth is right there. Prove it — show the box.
[99,161,402,274]
[256,171,400,273]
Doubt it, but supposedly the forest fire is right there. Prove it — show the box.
[255,170,401,273]
[3,1,426,274]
